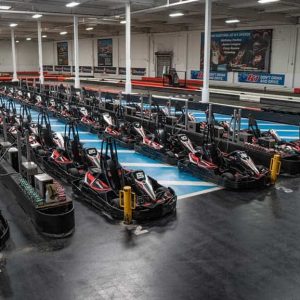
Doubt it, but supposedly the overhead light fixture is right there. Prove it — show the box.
[120,20,126,24]
[32,14,42,19]
[169,12,184,17]
[26,37,32,41]
[0,5,11,10]
[42,35,47,38]
[66,2,80,7]
[86,27,94,31]
[225,19,240,24]
[169,0,198,7]
[258,0,280,3]
[10,23,18,27]
[16,40,19,43]
[60,31,67,35]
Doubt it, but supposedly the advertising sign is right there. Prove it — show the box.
[62,66,71,72]
[132,68,146,76]
[43,65,53,71]
[191,70,228,81]
[105,67,117,74]
[238,72,285,86]
[94,67,106,74]
[98,39,113,66]
[54,66,63,72]
[201,29,272,72]
[57,42,69,66]
[79,66,92,73]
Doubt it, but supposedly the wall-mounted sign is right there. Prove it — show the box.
[62,66,71,72]
[79,66,92,73]
[98,38,113,66]
[131,68,146,76]
[238,72,285,86]
[57,42,69,66]
[94,66,106,74]
[43,65,54,71]
[119,67,126,75]
[191,70,228,81]
[201,29,273,72]
[105,67,117,74]
[54,66,63,72]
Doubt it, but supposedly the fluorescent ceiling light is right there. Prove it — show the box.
[15,40,19,43]
[10,23,18,27]
[32,14,42,19]
[26,37,32,41]
[60,31,67,35]
[86,27,94,31]
[42,35,47,38]
[225,19,240,24]
[168,0,199,7]
[0,5,11,10]
[66,2,80,7]
[120,20,126,24]
[169,12,184,17]
[258,0,280,3]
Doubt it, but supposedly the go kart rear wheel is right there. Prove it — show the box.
[221,172,235,181]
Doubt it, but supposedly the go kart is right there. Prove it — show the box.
[102,113,137,149]
[72,138,177,221]
[133,122,178,165]
[177,134,270,190]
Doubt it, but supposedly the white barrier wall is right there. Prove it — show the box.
[1,25,300,90]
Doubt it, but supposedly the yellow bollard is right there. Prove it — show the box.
[270,154,281,184]
[119,186,136,224]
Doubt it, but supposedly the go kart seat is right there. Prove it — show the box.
[105,159,123,191]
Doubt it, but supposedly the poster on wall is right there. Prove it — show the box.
[43,65,54,72]
[238,72,285,86]
[98,39,113,66]
[132,68,146,76]
[191,70,228,81]
[57,42,69,66]
[200,29,273,72]
[79,66,92,73]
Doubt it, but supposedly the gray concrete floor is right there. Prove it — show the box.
[1,172,300,300]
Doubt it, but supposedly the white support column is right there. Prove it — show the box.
[37,21,44,85]
[11,29,18,82]
[125,1,132,94]
[73,16,80,89]
[202,0,212,103]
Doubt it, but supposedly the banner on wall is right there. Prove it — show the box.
[57,42,69,66]
[94,66,106,74]
[191,70,228,81]
[43,65,54,71]
[132,68,146,76]
[79,66,92,73]
[238,72,285,86]
[105,67,117,74]
[201,29,273,72]
[119,67,126,75]
[54,66,63,72]
[62,66,71,72]
[98,39,113,66]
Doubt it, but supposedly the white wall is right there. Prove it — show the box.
[0,40,38,72]
[1,25,300,90]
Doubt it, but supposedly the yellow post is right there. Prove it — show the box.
[119,186,136,225]
[270,154,281,184]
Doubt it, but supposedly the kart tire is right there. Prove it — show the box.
[69,168,79,176]
[166,151,175,158]
[221,172,235,181]
[256,165,265,172]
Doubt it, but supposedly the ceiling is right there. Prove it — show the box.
[0,0,298,41]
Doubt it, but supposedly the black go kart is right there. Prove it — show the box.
[176,134,271,190]
[133,122,178,165]
[72,137,177,221]
[101,112,137,149]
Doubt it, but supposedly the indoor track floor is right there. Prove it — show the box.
[1,168,300,300]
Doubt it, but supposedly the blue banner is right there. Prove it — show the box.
[238,72,285,86]
[191,70,228,81]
